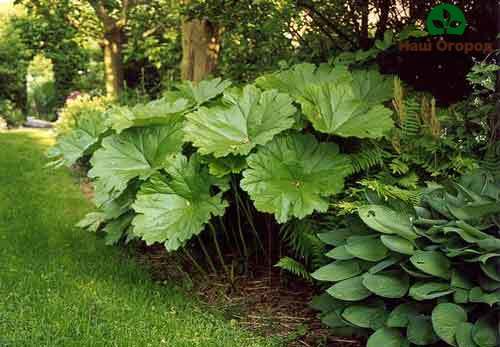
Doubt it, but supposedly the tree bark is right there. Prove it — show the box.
[181,18,220,82]
[103,27,124,101]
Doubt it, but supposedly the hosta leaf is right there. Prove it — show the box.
[380,235,416,255]
[321,311,349,328]
[432,303,468,346]
[367,328,409,347]
[89,124,184,199]
[326,246,355,260]
[310,293,346,313]
[368,255,404,274]
[106,98,189,133]
[454,289,470,304]
[327,275,372,301]
[456,322,478,347]
[300,83,394,139]
[166,78,232,106]
[342,303,388,329]
[311,260,362,282]
[132,154,228,251]
[255,63,351,100]
[184,85,296,157]
[345,235,389,261]
[387,303,419,328]
[407,316,439,346]
[358,205,418,240]
[451,270,474,290]
[241,133,351,223]
[480,260,500,282]
[351,70,394,106]
[469,287,500,306]
[410,250,452,280]
[472,315,499,347]
[409,282,454,301]
[362,271,409,298]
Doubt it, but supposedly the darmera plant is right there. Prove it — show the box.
[312,171,500,347]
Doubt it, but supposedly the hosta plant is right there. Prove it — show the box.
[312,171,500,347]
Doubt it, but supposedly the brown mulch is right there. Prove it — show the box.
[135,244,363,347]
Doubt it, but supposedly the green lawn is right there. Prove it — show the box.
[0,130,281,347]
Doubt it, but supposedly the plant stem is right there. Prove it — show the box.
[182,247,208,278]
[197,235,217,274]
[236,189,266,256]
[208,221,229,277]
[232,178,249,259]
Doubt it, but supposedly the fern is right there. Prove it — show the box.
[349,145,387,175]
[280,219,325,268]
[275,257,312,281]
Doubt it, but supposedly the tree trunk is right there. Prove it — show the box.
[103,28,124,100]
[181,18,220,82]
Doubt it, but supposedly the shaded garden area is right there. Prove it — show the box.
[1,1,500,346]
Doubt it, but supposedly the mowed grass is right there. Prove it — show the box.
[0,130,281,347]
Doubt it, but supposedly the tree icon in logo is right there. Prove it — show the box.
[426,3,467,35]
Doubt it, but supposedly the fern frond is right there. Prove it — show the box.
[349,145,387,175]
[280,219,326,268]
[275,257,312,281]
[401,97,421,138]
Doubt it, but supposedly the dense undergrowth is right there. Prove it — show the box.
[48,34,500,346]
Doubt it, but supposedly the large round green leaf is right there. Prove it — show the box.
[381,235,415,255]
[345,235,389,261]
[472,315,499,347]
[341,303,387,329]
[241,133,351,223]
[300,82,394,139]
[407,316,439,345]
[358,205,418,240]
[456,322,478,347]
[311,260,362,282]
[367,328,409,347]
[410,251,452,280]
[89,124,184,200]
[362,271,409,298]
[327,275,371,301]
[409,282,454,301]
[132,154,228,251]
[184,85,296,157]
[432,303,468,346]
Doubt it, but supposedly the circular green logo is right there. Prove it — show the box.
[426,3,467,36]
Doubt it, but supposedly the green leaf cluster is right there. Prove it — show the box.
[313,171,500,346]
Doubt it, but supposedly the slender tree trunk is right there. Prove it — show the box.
[103,27,124,100]
[376,0,390,38]
[359,0,370,49]
[181,18,220,82]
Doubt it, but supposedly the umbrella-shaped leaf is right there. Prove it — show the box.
[165,78,232,107]
[204,154,247,177]
[327,275,371,301]
[352,69,394,106]
[312,260,363,282]
[432,303,468,346]
[48,112,108,167]
[132,154,228,251]
[241,133,351,223]
[89,124,184,199]
[184,85,296,157]
[410,250,451,280]
[300,82,394,139]
[367,328,409,347]
[107,98,189,133]
[345,235,389,261]
[362,271,409,298]
[255,63,351,100]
